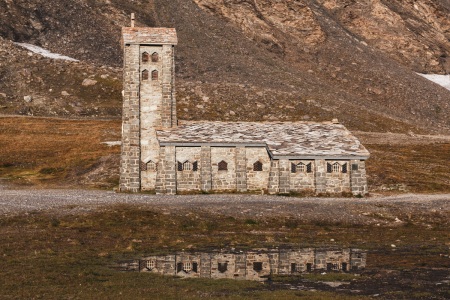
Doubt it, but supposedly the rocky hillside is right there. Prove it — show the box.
[0,0,449,133]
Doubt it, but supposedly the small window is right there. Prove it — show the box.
[147,160,156,171]
[151,70,158,81]
[306,263,312,272]
[142,69,149,81]
[218,262,228,273]
[253,262,263,272]
[151,52,159,62]
[327,162,343,173]
[297,163,306,173]
[177,262,182,273]
[142,52,149,62]
[332,162,341,173]
[341,262,348,272]
[183,161,191,171]
[253,161,263,171]
[291,263,297,273]
[178,161,196,171]
[183,262,192,272]
[306,162,312,173]
[192,262,198,273]
[146,260,155,270]
[291,163,296,173]
[352,163,359,171]
[218,160,228,171]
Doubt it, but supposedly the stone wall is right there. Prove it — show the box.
[119,44,141,192]
[289,160,315,192]
[325,161,351,193]
[120,36,176,192]
[176,147,202,192]
[245,148,271,191]
[140,45,163,191]
[211,147,237,191]
[350,160,368,195]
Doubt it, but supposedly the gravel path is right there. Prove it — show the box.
[0,189,449,225]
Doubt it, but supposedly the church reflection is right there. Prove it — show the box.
[118,248,366,281]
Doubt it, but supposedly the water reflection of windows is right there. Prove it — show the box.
[253,262,263,272]
[146,260,155,270]
[218,262,228,273]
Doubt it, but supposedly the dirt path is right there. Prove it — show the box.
[0,189,448,226]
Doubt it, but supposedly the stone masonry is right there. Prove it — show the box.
[119,24,370,195]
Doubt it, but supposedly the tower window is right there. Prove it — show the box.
[142,69,149,81]
[151,52,159,62]
[151,70,158,81]
[218,160,228,171]
[253,160,263,171]
[142,52,149,62]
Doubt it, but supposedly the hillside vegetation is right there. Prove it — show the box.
[0,0,449,133]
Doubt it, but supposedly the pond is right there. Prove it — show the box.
[118,247,366,281]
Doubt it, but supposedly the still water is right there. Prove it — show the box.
[118,248,366,281]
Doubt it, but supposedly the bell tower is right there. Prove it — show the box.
[119,17,178,192]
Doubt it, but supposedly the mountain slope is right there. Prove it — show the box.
[0,0,449,133]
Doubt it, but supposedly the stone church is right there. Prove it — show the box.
[119,24,369,195]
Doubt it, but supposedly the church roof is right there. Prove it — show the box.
[157,121,370,159]
[121,27,178,45]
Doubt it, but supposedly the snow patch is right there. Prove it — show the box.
[102,141,121,147]
[417,73,450,91]
[14,42,79,62]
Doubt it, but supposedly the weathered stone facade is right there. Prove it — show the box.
[119,25,370,195]
[118,248,367,281]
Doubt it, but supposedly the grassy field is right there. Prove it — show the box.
[0,116,449,298]
[0,204,448,299]
[1,116,449,192]
[0,116,121,188]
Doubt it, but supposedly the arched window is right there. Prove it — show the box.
[218,160,228,171]
[142,69,149,81]
[151,70,158,81]
[142,52,149,62]
[253,160,263,171]
[151,52,159,62]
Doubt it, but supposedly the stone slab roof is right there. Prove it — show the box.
[157,121,370,159]
[121,27,178,45]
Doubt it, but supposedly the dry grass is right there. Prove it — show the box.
[366,143,450,192]
[0,205,447,299]
[1,116,449,193]
[0,116,121,187]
